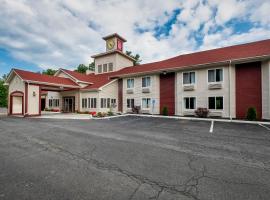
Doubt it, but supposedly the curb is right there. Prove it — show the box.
[124,114,270,125]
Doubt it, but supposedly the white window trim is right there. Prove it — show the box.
[207,68,224,84]
[182,71,196,86]
[127,78,135,89]
[141,98,151,110]
[126,98,135,109]
[142,76,151,88]
[207,96,224,111]
[183,96,197,110]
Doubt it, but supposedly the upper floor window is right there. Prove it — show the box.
[208,96,223,110]
[98,65,102,73]
[109,63,113,72]
[208,69,223,83]
[142,77,151,88]
[103,64,108,73]
[183,72,195,85]
[127,78,134,89]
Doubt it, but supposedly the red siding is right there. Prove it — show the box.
[236,62,262,119]
[118,79,123,112]
[160,73,175,115]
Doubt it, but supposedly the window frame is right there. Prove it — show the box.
[142,76,151,88]
[183,97,196,110]
[207,68,224,83]
[141,98,151,110]
[182,71,196,85]
[98,65,102,73]
[208,96,224,110]
[108,63,113,72]
[127,98,135,109]
[103,64,108,73]
[127,78,134,89]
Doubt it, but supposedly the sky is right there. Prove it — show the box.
[0,0,270,77]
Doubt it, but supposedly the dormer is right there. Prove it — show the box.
[91,33,135,74]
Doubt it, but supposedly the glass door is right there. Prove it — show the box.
[63,97,75,112]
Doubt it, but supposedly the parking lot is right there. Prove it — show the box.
[0,115,270,200]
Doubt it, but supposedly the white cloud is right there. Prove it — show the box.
[0,0,269,70]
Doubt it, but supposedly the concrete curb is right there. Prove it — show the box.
[92,115,127,120]
[124,114,270,125]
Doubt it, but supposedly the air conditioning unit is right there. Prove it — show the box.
[208,83,222,90]
[183,85,195,91]
[142,87,151,93]
[126,88,134,94]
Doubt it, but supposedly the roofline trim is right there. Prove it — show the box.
[24,80,81,88]
[111,54,270,78]
[5,69,24,84]
[91,50,136,61]
[56,69,93,84]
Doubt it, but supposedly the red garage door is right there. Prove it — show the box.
[160,72,175,115]
[236,62,262,119]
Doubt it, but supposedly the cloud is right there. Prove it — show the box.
[0,0,269,70]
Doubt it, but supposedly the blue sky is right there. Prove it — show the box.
[0,0,270,77]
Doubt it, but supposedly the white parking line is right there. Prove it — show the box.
[259,123,270,131]
[209,120,214,133]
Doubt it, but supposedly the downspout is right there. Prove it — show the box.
[25,81,29,116]
[228,60,232,121]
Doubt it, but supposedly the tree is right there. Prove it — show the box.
[42,68,57,76]
[89,62,95,71]
[126,51,142,65]
[75,64,88,74]
[0,75,8,107]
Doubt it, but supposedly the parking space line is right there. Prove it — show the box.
[259,123,270,131]
[210,120,214,133]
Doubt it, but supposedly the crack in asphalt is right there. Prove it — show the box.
[128,183,141,200]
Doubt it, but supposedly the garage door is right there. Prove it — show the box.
[12,96,23,114]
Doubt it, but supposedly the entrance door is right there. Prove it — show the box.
[160,72,175,115]
[41,98,46,111]
[63,97,75,113]
[12,96,23,114]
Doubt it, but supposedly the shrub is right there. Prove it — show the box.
[162,106,168,116]
[195,107,209,118]
[132,106,141,114]
[97,112,102,117]
[97,112,107,117]
[107,111,114,116]
[246,107,257,121]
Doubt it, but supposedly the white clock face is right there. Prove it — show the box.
[107,39,115,50]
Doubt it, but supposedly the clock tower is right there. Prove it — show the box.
[91,33,135,74]
[103,33,126,52]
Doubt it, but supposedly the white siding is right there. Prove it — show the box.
[123,75,160,114]
[27,85,40,115]
[262,60,270,119]
[176,65,231,117]
[99,80,119,113]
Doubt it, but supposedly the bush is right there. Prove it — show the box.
[195,107,209,118]
[107,111,114,116]
[162,106,168,116]
[246,107,257,121]
[132,106,140,114]
[97,112,107,117]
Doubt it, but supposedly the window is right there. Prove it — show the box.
[208,69,223,82]
[142,98,151,109]
[142,77,151,88]
[82,98,87,108]
[111,99,116,107]
[127,98,134,108]
[184,97,196,109]
[208,97,223,110]
[183,72,195,85]
[100,98,107,108]
[127,78,134,88]
[53,99,59,107]
[88,98,97,108]
[98,65,102,73]
[107,98,110,108]
[103,64,107,72]
[109,63,113,71]
[49,99,52,107]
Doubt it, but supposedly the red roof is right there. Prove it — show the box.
[13,69,79,87]
[82,71,119,90]
[60,69,93,83]
[113,39,270,77]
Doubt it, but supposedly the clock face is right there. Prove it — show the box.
[107,39,115,50]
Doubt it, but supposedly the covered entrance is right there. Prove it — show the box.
[63,96,75,113]
[10,91,24,115]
